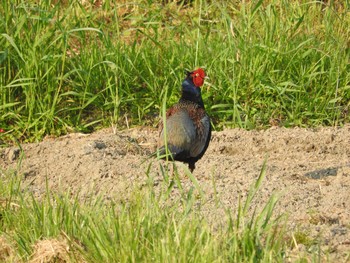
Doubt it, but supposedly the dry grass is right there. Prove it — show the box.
[28,237,84,263]
[0,235,18,262]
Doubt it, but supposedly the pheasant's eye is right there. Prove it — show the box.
[195,73,199,77]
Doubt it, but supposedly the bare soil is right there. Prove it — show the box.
[1,125,350,261]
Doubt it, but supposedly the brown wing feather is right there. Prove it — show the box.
[157,101,211,161]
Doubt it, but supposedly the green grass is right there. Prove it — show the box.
[0,161,295,262]
[1,0,349,143]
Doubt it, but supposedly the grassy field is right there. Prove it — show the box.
[1,0,350,261]
[0,162,295,262]
[1,0,349,144]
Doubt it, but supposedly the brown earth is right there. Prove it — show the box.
[1,125,350,261]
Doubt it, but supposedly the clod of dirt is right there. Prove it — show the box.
[83,140,107,155]
[331,226,348,236]
[4,147,20,162]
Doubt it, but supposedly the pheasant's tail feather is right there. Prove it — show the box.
[140,147,173,166]
[156,146,171,159]
[158,144,192,161]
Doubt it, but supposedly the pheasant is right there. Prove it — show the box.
[157,68,211,172]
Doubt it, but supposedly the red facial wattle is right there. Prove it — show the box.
[192,68,206,87]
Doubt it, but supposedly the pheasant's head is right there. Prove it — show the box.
[181,68,207,106]
[187,68,206,87]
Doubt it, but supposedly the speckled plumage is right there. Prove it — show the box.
[157,68,211,172]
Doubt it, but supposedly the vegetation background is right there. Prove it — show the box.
[1,0,349,144]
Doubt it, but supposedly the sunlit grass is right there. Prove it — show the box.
[0,161,295,262]
[1,0,349,144]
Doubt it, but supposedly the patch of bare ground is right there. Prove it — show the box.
[1,125,350,261]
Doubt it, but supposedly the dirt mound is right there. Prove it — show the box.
[1,125,350,259]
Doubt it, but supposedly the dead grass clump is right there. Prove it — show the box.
[29,238,72,263]
[0,235,17,262]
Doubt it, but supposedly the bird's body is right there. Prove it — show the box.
[157,68,211,172]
